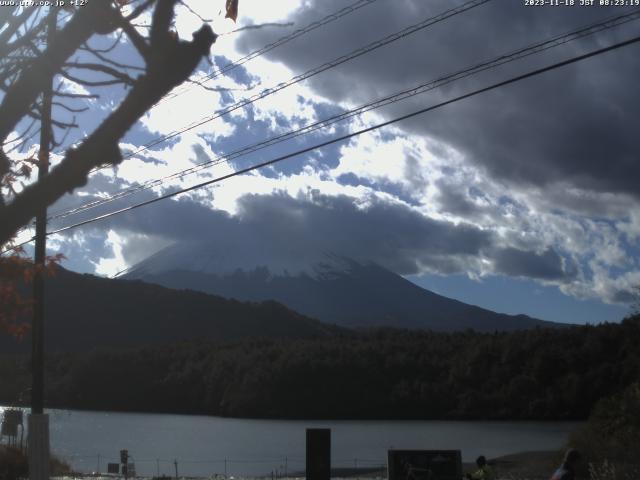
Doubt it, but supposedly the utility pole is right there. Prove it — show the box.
[120,450,129,480]
[174,459,178,480]
[28,7,56,480]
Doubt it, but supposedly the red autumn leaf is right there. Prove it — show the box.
[225,0,239,22]
[1,247,65,339]
[46,262,58,276]
[22,267,34,283]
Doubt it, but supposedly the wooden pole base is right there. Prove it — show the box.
[28,414,50,480]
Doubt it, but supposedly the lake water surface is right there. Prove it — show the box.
[1,406,578,477]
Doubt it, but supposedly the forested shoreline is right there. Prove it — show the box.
[1,315,639,420]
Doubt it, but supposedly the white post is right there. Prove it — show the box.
[28,414,50,480]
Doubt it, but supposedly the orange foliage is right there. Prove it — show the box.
[0,153,38,197]
[1,144,64,339]
[0,247,64,339]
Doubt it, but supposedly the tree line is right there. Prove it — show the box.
[1,315,639,420]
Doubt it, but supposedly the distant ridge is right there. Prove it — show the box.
[0,267,343,354]
[123,242,562,332]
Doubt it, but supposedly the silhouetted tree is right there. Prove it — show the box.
[0,1,243,335]
[0,0,219,246]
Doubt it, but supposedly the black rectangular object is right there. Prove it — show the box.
[107,463,120,474]
[306,428,330,480]
[387,450,462,480]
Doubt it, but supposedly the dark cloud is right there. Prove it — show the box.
[435,179,484,217]
[47,172,133,221]
[538,187,636,219]
[238,192,494,274]
[97,192,492,275]
[610,288,637,304]
[60,189,578,283]
[191,143,214,167]
[236,0,640,197]
[492,247,575,281]
[403,153,429,192]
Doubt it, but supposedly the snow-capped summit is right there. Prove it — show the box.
[122,241,359,281]
[123,240,559,332]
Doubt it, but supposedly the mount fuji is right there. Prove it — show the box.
[122,241,560,332]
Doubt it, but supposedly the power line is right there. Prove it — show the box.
[116,0,493,161]
[46,0,492,219]
[39,0,492,228]
[48,0,381,157]
[166,0,380,100]
[44,9,640,224]
[28,34,640,242]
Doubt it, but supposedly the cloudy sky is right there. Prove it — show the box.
[12,0,640,324]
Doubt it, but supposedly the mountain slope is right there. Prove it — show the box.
[123,243,560,332]
[0,268,342,354]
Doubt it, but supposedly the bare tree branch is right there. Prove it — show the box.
[0,7,40,57]
[116,10,151,61]
[126,0,158,21]
[2,117,38,148]
[64,62,138,84]
[59,76,126,88]
[29,107,78,130]
[53,90,99,100]
[179,1,213,24]
[81,30,124,54]
[0,5,18,28]
[60,69,135,88]
[0,17,217,244]
[53,122,74,149]
[0,1,119,142]
[150,0,178,46]
[0,151,10,182]
[6,128,39,155]
[52,101,90,114]
[80,44,145,71]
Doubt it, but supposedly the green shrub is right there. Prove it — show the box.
[0,446,71,480]
[0,447,27,480]
[569,382,640,477]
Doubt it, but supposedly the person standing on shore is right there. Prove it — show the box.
[550,449,581,480]
[465,456,495,480]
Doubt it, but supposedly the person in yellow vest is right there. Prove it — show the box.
[465,456,496,480]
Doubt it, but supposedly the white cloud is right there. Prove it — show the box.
[93,230,127,277]
[33,0,638,313]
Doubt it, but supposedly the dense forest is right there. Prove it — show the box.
[1,315,639,420]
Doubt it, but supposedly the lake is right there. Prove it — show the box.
[1,406,578,477]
